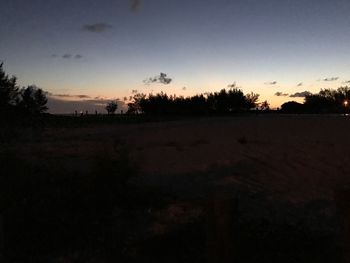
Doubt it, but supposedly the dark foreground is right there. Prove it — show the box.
[1,115,350,262]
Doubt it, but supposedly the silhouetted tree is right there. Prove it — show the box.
[18,85,48,115]
[126,93,146,114]
[245,92,260,109]
[303,87,350,113]
[0,63,19,115]
[105,101,118,115]
[260,100,270,111]
[127,89,260,115]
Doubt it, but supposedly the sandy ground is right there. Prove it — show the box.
[7,115,350,203]
[4,115,350,262]
[117,115,350,203]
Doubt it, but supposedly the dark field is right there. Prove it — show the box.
[1,115,350,262]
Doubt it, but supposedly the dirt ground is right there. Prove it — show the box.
[11,115,350,202]
[3,115,350,262]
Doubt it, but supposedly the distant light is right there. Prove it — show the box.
[344,100,348,106]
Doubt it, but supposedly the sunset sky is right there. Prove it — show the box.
[1,0,350,113]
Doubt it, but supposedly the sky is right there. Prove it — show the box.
[1,0,350,113]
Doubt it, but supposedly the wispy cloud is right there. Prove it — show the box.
[53,54,83,60]
[265,81,277,85]
[289,91,312,98]
[50,94,91,99]
[82,23,112,33]
[144,72,173,85]
[62,54,72,59]
[342,80,350,84]
[274,92,289,97]
[297,82,303,87]
[322,77,339,82]
[130,0,142,12]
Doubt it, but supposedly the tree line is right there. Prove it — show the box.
[126,89,263,115]
[281,87,350,114]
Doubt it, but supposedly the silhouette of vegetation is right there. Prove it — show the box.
[304,87,350,113]
[126,92,145,114]
[0,63,19,117]
[0,63,48,119]
[259,100,270,111]
[105,100,118,115]
[127,88,260,115]
[281,87,350,114]
[18,85,48,115]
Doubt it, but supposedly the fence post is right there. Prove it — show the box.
[207,196,238,263]
[335,185,350,263]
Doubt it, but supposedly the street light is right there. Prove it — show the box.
[344,100,349,116]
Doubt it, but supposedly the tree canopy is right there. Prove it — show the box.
[126,88,260,115]
[18,85,48,114]
[105,101,118,115]
[0,63,48,118]
[0,63,19,112]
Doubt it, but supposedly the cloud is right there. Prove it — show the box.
[265,81,277,85]
[62,54,72,59]
[289,91,312,98]
[342,80,350,84]
[297,82,303,87]
[144,72,173,85]
[274,92,289,97]
[57,54,83,59]
[130,0,142,12]
[82,23,112,33]
[51,94,91,99]
[182,87,187,91]
[47,96,127,114]
[322,77,339,82]
[227,82,237,88]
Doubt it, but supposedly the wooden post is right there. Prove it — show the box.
[207,196,238,263]
[335,185,350,263]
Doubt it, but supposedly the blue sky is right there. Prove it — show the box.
[1,0,350,112]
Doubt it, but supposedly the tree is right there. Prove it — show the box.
[126,93,146,114]
[0,63,19,113]
[19,85,48,114]
[260,100,270,111]
[245,92,259,109]
[105,101,118,115]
